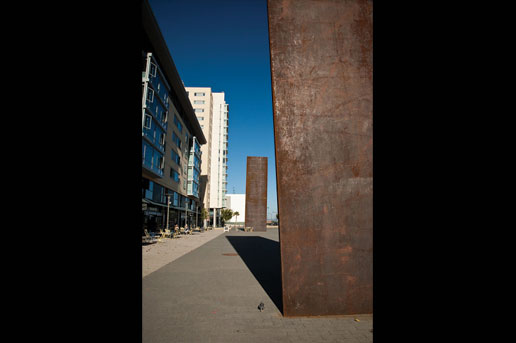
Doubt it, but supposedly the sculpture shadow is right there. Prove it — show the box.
[225,236,283,314]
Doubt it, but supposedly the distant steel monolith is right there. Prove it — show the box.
[245,157,268,232]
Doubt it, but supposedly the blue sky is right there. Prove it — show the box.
[149,0,277,218]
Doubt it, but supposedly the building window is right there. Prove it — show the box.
[194,92,205,96]
[173,192,179,206]
[171,150,180,165]
[174,115,183,133]
[197,116,204,121]
[170,168,180,182]
[194,100,205,104]
[172,131,181,148]
[143,114,152,129]
[149,63,157,77]
[200,125,204,129]
[147,88,154,103]
[194,108,204,113]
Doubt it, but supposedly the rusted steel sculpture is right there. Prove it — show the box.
[245,157,268,232]
[268,0,372,316]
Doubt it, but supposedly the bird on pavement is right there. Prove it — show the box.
[258,302,264,312]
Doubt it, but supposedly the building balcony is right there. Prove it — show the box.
[143,106,168,132]
[187,190,199,199]
[142,132,165,154]
[142,160,164,178]
[148,83,170,110]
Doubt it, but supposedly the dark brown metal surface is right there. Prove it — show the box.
[268,0,372,316]
[245,157,268,232]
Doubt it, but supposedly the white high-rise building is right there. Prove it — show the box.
[185,87,229,227]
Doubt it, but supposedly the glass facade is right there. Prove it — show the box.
[142,140,164,177]
[142,31,204,229]
[142,115,166,152]
[143,178,192,212]
[142,52,170,178]
[143,179,166,204]
[187,137,202,199]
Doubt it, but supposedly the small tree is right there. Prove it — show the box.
[233,211,240,223]
[200,208,209,227]
[220,208,234,226]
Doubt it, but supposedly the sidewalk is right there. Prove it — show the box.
[143,228,225,278]
[142,228,373,343]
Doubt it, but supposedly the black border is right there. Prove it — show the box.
[25,0,468,341]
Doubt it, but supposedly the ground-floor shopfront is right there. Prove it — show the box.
[143,199,201,232]
[142,201,164,232]
[142,177,201,232]
[208,208,224,227]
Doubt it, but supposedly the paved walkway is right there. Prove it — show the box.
[143,229,225,278]
[142,228,373,343]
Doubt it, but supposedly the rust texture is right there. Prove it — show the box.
[245,157,268,232]
[268,0,372,316]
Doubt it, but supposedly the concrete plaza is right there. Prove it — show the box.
[142,228,373,343]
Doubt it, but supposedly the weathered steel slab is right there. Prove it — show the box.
[245,157,268,232]
[268,0,372,316]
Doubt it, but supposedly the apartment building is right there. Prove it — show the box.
[186,87,229,227]
[142,0,206,231]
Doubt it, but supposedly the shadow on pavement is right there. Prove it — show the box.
[226,236,283,314]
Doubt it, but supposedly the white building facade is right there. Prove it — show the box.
[186,87,229,227]
[225,194,245,223]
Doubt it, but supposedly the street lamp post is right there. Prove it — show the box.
[184,198,188,228]
[165,193,171,230]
